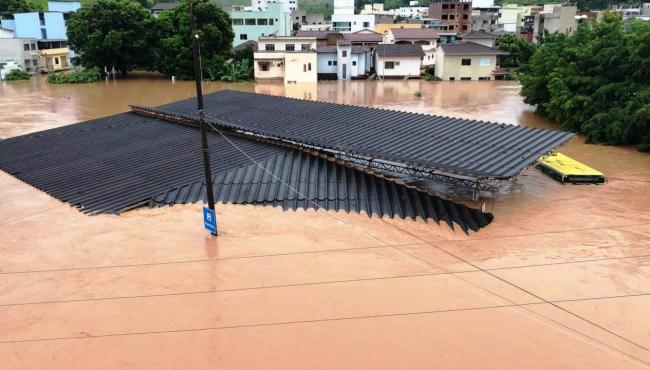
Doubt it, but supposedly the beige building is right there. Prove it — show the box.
[375,23,422,35]
[533,4,577,43]
[434,41,507,81]
[254,36,317,83]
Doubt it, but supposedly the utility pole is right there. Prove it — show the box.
[189,0,217,236]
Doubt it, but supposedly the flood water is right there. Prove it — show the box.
[1,74,649,219]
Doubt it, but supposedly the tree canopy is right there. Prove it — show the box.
[0,0,33,13]
[494,33,537,68]
[66,0,159,75]
[156,0,233,79]
[519,13,650,151]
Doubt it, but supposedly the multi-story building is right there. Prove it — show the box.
[471,6,501,33]
[533,4,577,43]
[230,3,292,47]
[253,35,317,83]
[0,3,76,73]
[251,0,297,13]
[428,0,472,33]
[498,3,528,33]
[0,36,40,73]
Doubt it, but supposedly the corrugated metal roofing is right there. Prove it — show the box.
[0,111,492,233]
[375,43,426,57]
[154,90,575,179]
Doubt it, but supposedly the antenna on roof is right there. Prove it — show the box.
[189,0,218,236]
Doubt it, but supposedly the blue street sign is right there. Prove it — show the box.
[203,206,217,234]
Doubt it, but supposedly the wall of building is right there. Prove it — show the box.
[375,55,421,77]
[284,52,317,83]
[251,0,296,13]
[231,4,291,47]
[375,23,421,35]
[336,44,351,79]
[13,12,67,40]
[40,47,68,71]
[334,0,354,15]
[434,50,497,80]
[47,1,81,13]
[0,38,39,72]
[428,0,472,32]
[257,37,317,51]
[254,53,285,79]
[317,52,337,75]
[332,14,377,32]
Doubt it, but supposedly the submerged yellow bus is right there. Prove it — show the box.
[538,153,605,184]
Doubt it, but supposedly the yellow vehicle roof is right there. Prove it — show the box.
[539,153,604,176]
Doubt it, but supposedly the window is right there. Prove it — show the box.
[259,61,270,71]
[286,43,295,51]
[269,19,274,25]
[31,43,36,50]
[460,77,471,80]
[333,60,337,66]
[363,21,370,28]
[265,44,275,51]
[479,58,491,66]
[463,14,468,19]
[478,77,491,80]
[240,34,247,40]
[303,64,306,72]
[55,57,59,64]
[308,63,311,71]
[232,18,243,25]
[352,61,356,66]
[328,61,333,66]
[450,77,455,80]
[385,61,395,69]
[257,18,268,25]
[301,44,310,51]
[342,50,347,57]
[442,14,448,20]
[464,4,469,9]
[450,4,455,9]
[442,4,448,9]
[449,15,455,20]
[245,18,256,25]
[461,58,471,66]
[24,59,30,66]
[41,29,47,39]
[462,25,468,30]
[24,44,30,51]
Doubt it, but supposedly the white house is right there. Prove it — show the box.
[251,0,297,12]
[385,28,438,68]
[254,36,318,83]
[317,40,371,79]
[374,44,424,79]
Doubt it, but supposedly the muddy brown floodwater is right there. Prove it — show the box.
[1,75,650,370]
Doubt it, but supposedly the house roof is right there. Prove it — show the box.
[440,41,508,55]
[316,45,371,53]
[343,32,383,43]
[295,30,332,39]
[459,30,499,39]
[151,90,574,179]
[232,40,258,52]
[150,2,178,11]
[375,43,425,57]
[390,28,439,40]
[0,110,492,233]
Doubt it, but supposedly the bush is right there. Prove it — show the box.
[4,69,31,80]
[47,67,102,84]
[424,74,441,81]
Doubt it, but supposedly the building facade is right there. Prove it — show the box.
[331,13,393,32]
[374,44,424,78]
[428,0,472,32]
[254,36,317,83]
[471,6,501,33]
[434,41,506,80]
[230,3,292,47]
[251,0,297,13]
[316,41,371,80]
[0,37,40,73]
[533,4,577,43]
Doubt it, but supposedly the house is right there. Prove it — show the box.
[459,30,498,48]
[150,2,178,16]
[252,0,296,12]
[434,41,507,81]
[0,37,40,73]
[385,28,438,68]
[316,40,371,80]
[428,0,472,32]
[230,3,292,47]
[374,44,424,79]
[471,6,502,33]
[331,13,393,33]
[533,4,577,43]
[253,36,317,83]
[0,11,70,73]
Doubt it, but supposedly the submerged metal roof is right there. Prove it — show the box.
[0,111,492,233]
[153,90,575,179]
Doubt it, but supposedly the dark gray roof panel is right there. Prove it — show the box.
[0,111,492,233]
[155,90,575,179]
[375,43,425,57]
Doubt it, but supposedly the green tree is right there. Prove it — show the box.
[519,14,650,151]
[494,33,536,68]
[0,0,32,13]
[155,0,233,79]
[66,0,158,76]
